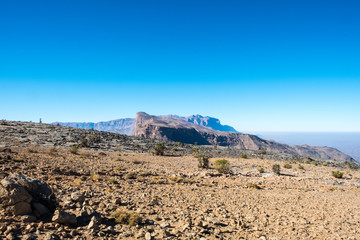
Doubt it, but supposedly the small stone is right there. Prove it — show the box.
[52,210,77,225]
[113,198,121,205]
[145,232,152,240]
[6,233,15,240]
[87,217,99,230]
[160,222,170,228]
[136,230,145,238]
[71,192,85,203]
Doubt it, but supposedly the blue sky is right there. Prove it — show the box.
[1,0,360,132]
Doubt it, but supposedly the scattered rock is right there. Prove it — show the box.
[71,192,85,203]
[52,210,77,225]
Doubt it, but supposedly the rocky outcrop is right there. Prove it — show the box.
[134,112,355,162]
[0,174,56,217]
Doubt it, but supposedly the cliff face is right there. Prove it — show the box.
[161,114,239,133]
[54,118,135,136]
[134,112,355,162]
[53,113,239,136]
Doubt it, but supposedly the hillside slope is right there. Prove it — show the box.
[134,112,355,162]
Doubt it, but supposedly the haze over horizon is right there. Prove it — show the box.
[1,0,360,132]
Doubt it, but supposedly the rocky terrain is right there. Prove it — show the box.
[1,120,360,240]
[134,112,355,162]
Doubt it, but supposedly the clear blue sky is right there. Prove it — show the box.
[1,0,360,132]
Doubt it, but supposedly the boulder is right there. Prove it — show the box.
[0,174,56,216]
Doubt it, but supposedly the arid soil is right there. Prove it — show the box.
[1,144,360,240]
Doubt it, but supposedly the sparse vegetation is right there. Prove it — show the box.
[346,162,354,169]
[247,183,261,189]
[257,166,265,173]
[109,209,142,226]
[109,177,118,184]
[214,159,230,174]
[192,147,199,155]
[125,171,137,179]
[153,142,165,156]
[283,162,292,169]
[313,162,319,166]
[70,145,80,154]
[90,173,99,181]
[168,176,184,183]
[332,171,344,179]
[298,164,304,170]
[259,149,267,155]
[195,154,210,169]
[48,147,57,156]
[272,164,281,175]
[79,137,88,147]
[240,154,248,159]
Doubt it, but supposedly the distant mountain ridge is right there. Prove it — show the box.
[53,118,135,136]
[53,112,355,162]
[53,113,239,135]
[161,114,239,133]
[134,112,355,162]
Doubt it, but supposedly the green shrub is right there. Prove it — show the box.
[283,162,292,169]
[305,160,310,164]
[240,154,248,159]
[214,159,230,174]
[109,177,118,184]
[313,162,319,166]
[109,209,142,226]
[247,183,261,189]
[257,166,265,173]
[70,145,80,154]
[259,149,267,155]
[332,171,344,179]
[79,137,88,147]
[298,164,304,170]
[192,147,199,155]
[168,176,184,183]
[195,154,210,169]
[346,162,354,169]
[272,164,281,175]
[322,163,327,166]
[153,143,165,156]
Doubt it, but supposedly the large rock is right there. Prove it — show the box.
[0,174,56,216]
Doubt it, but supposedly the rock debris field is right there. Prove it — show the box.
[0,121,360,239]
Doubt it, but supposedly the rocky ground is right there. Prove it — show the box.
[1,121,360,239]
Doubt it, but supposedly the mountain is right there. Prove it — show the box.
[161,114,239,133]
[134,112,355,162]
[53,114,239,135]
[53,118,135,136]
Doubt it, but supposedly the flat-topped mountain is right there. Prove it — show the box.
[134,112,355,162]
[53,113,239,135]
[53,118,135,136]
